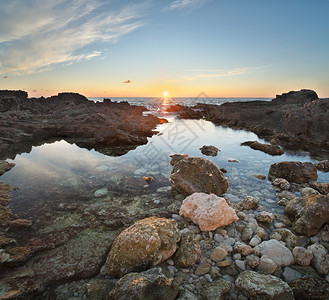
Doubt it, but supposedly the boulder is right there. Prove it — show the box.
[201,279,232,300]
[235,270,294,300]
[292,246,313,266]
[179,193,238,231]
[289,277,329,300]
[315,160,329,172]
[238,196,259,210]
[256,211,275,224]
[169,157,229,196]
[272,89,318,104]
[199,145,220,156]
[268,161,318,183]
[105,217,180,277]
[285,194,329,236]
[308,243,329,275]
[241,141,284,156]
[110,268,179,300]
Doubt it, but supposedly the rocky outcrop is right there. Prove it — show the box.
[272,89,318,104]
[268,161,318,183]
[0,160,15,176]
[179,193,238,231]
[169,157,229,196]
[105,217,180,277]
[199,145,220,156]
[0,90,163,159]
[285,194,329,236]
[241,141,284,156]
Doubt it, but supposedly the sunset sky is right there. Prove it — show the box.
[1,0,329,98]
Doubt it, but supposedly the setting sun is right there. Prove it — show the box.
[163,91,168,97]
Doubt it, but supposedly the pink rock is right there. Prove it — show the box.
[179,193,238,231]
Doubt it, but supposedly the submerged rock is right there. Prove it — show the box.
[169,157,229,196]
[199,145,220,156]
[179,193,238,231]
[238,195,259,210]
[105,217,180,277]
[241,141,284,156]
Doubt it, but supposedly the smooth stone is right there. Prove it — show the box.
[94,188,108,198]
[282,267,302,283]
[308,243,329,275]
[210,247,228,262]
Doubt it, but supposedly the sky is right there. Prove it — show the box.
[0,0,329,98]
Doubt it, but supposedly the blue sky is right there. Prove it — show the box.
[0,0,329,97]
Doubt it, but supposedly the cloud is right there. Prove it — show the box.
[0,0,145,75]
[168,0,210,11]
[123,80,132,84]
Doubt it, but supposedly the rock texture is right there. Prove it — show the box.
[170,157,229,196]
[105,217,180,277]
[241,141,284,156]
[268,161,318,183]
[315,160,329,172]
[285,194,329,236]
[199,145,220,156]
[289,276,329,300]
[179,193,238,231]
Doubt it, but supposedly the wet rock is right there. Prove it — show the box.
[173,230,200,268]
[170,157,229,196]
[249,235,262,247]
[169,154,189,166]
[105,217,180,277]
[241,141,284,156]
[289,276,329,300]
[110,268,179,300]
[256,211,275,224]
[272,178,290,190]
[8,218,32,230]
[179,193,238,231]
[93,188,108,198]
[238,196,259,210]
[285,194,329,236]
[253,174,266,180]
[268,161,318,183]
[315,160,329,172]
[210,246,228,262]
[0,160,15,176]
[308,243,329,275]
[235,270,294,300]
[309,181,329,195]
[201,279,231,300]
[199,145,220,157]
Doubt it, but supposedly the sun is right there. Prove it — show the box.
[163,91,168,97]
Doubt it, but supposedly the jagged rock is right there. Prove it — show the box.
[273,89,318,103]
[235,270,294,300]
[308,243,329,275]
[256,211,275,224]
[241,141,284,156]
[268,161,318,183]
[292,247,313,266]
[169,154,188,166]
[289,276,329,300]
[179,193,238,231]
[272,178,290,190]
[309,181,329,195]
[105,217,180,277]
[169,157,229,196]
[315,160,329,172]
[285,194,329,236]
[201,279,231,300]
[238,195,259,210]
[199,145,220,157]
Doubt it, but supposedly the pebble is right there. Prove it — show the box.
[210,247,228,262]
[249,235,262,247]
[214,233,224,243]
[224,237,235,246]
[195,263,211,276]
[217,259,232,267]
[235,260,246,270]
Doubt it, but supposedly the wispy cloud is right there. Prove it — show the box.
[123,80,132,84]
[168,0,210,11]
[0,0,145,75]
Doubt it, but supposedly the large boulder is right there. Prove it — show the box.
[285,194,329,236]
[272,89,318,104]
[289,277,329,300]
[235,270,294,300]
[169,157,229,196]
[268,161,318,183]
[179,193,238,231]
[105,217,180,277]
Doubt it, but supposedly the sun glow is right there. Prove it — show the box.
[163,91,168,97]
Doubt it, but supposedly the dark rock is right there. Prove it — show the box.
[199,145,220,156]
[169,154,189,166]
[309,181,329,195]
[201,279,231,300]
[315,160,329,172]
[0,160,15,176]
[169,157,229,196]
[272,89,318,104]
[8,219,32,230]
[285,194,329,236]
[268,161,318,183]
[241,141,284,156]
[289,277,329,300]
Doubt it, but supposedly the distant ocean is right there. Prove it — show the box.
[88,97,272,111]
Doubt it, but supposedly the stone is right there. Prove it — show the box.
[254,239,294,267]
[173,230,200,268]
[210,246,228,262]
[93,188,108,198]
[170,157,229,196]
[289,277,329,300]
[110,268,180,300]
[178,288,198,300]
[249,235,262,247]
[257,255,279,274]
[309,181,329,195]
[246,255,260,269]
[8,219,32,230]
[216,259,232,267]
[255,227,267,240]
[275,228,309,248]
[272,178,290,190]
[315,160,329,172]
[268,161,318,183]
[238,196,259,210]
[241,227,254,243]
[308,243,329,275]
[169,154,189,166]
[195,263,211,275]
[256,211,275,224]
[234,242,253,256]
[179,193,238,231]
[105,217,180,277]
[285,194,329,236]
[0,160,15,176]
[282,267,301,283]
[201,279,232,300]
[253,174,266,180]
[235,271,294,300]
[200,145,220,156]
[235,260,246,270]
[241,141,284,156]
[301,187,319,197]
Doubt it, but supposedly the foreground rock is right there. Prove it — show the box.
[170,157,229,196]
[235,270,294,300]
[316,160,329,172]
[285,194,329,236]
[241,141,284,156]
[289,277,329,300]
[105,217,180,277]
[179,193,238,231]
[268,161,318,183]
[0,90,163,159]
[0,160,15,176]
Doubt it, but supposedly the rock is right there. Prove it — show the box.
[254,239,294,267]
[249,235,262,247]
[268,161,318,183]
[234,242,253,256]
[173,230,200,268]
[255,227,267,240]
[210,246,228,262]
[86,279,117,299]
[241,227,254,243]
[256,211,275,224]
[179,193,238,231]
[273,89,318,103]
[178,288,198,300]
[170,157,229,196]
[308,243,329,275]
[315,160,329,172]
[272,178,290,190]
[0,160,15,176]
[285,194,329,236]
[235,270,294,300]
[93,188,108,198]
[169,154,189,166]
[105,217,180,277]
[110,268,180,300]
[253,174,266,180]
[238,196,259,210]
[9,219,32,230]
[143,176,155,184]
[309,181,329,195]
[275,228,309,248]
[301,187,319,197]
[241,141,284,156]
[282,267,301,283]
[257,255,279,274]
[195,263,211,275]
[235,260,246,270]
[201,279,232,300]
[216,259,232,267]
[200,145,220,157]
[289,277,329,300]
[246,255,260,269]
